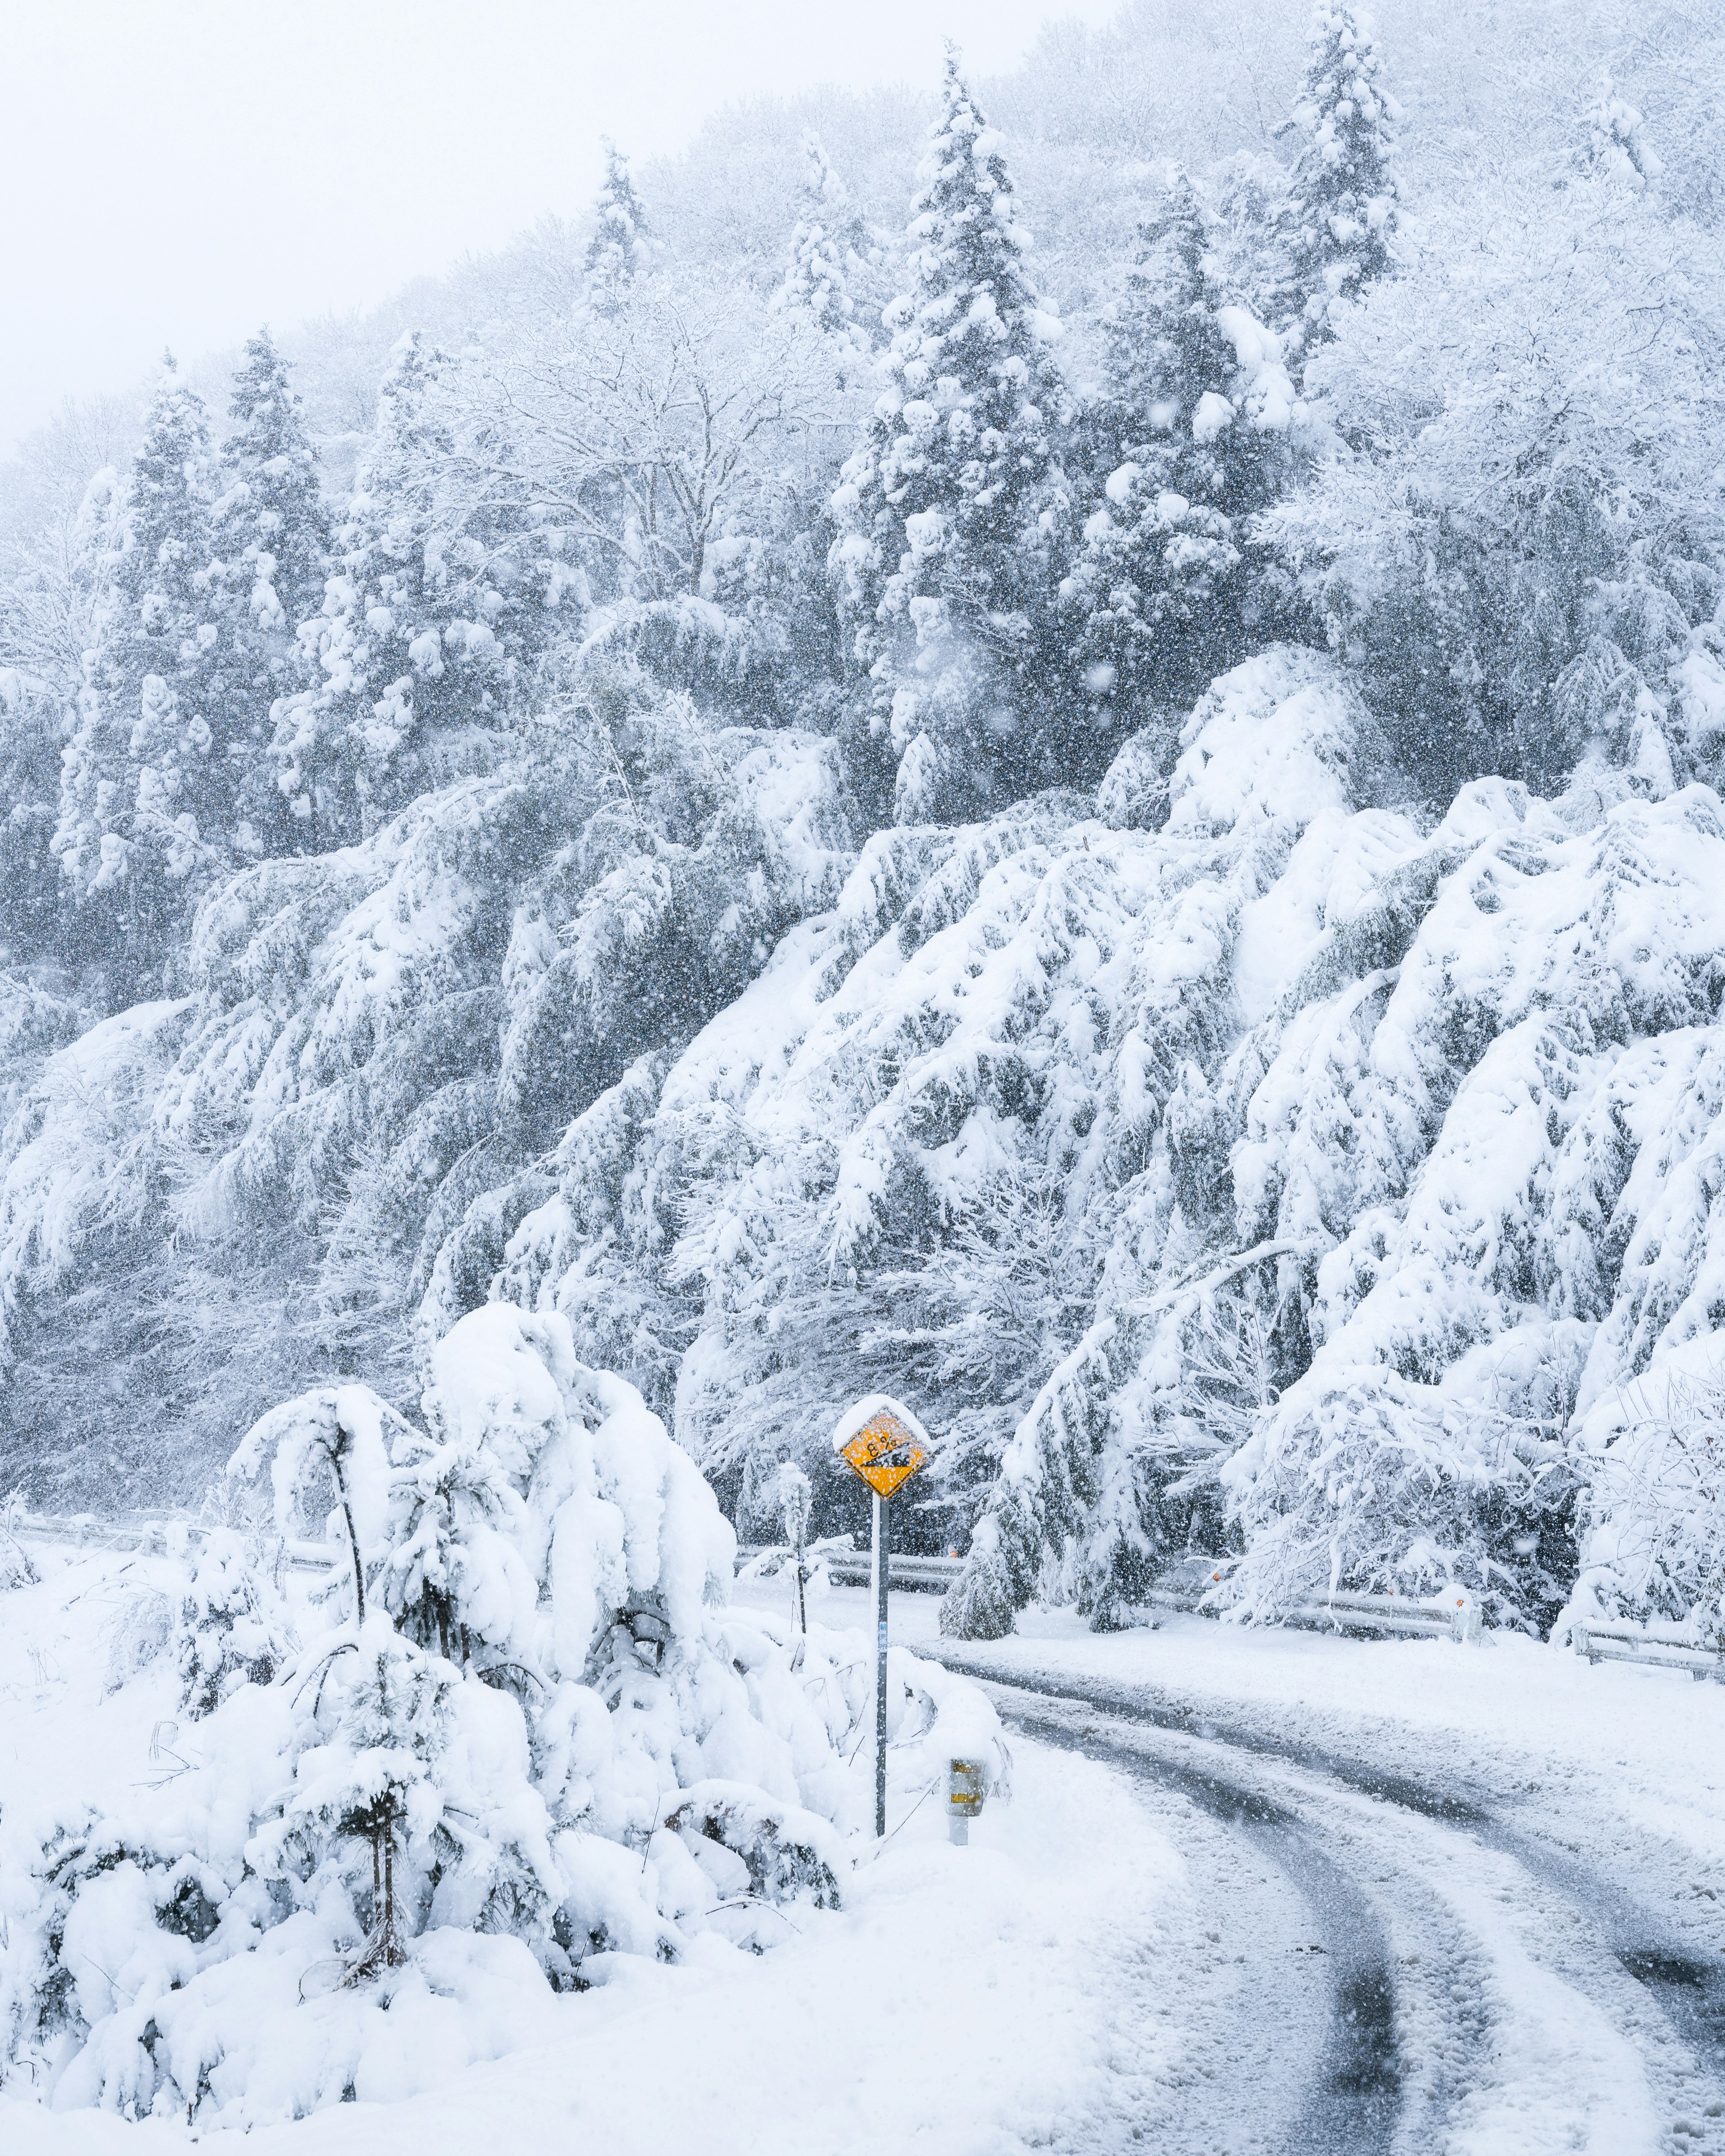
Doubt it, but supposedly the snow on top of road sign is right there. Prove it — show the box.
[830,1394,932,1454]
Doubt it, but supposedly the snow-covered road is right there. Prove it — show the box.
[929,1636,1725,2156]
[7,1551,1723,2151]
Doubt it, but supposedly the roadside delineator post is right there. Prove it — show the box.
[832,1395,931,1839]
[1450,1587,1482,1645]
[946,1757,986,1846]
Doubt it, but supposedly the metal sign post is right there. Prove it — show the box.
[832,1396,931,1839]
[873,1491,888,1838]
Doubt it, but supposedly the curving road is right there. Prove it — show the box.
[932,1654,1725,2156]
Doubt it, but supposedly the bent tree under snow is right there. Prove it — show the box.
[0,1305,1003,2123]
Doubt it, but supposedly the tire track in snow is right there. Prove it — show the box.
[948,1660,1725,2156]
[999,1694,1420,2156]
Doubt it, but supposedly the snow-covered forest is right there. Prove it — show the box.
[4,0,1725,1659]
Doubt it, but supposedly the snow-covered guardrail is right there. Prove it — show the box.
[1291,1586,1482,1644]
[13,1511,200,1555]
[1147,1562,1483,1644]
[734,1544,963,1593]
[14,1520,1494,1644]
[1571,1617,1725,1684]
[15,1518,970,1591]
[13,1511,335,1574]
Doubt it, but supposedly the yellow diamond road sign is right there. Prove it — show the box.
[837,1404,929,1499]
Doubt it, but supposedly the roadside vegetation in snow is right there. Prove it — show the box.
[0,1309,1004,2125]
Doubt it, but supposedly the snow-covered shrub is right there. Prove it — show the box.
[103,1586,174,1692]
[0,1488,38,1590]
[174,1528,294,1717]
[3,1304,1004,2125]
[1568,1345,1725,1644]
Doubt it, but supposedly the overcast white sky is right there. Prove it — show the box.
[2,0,1120,455]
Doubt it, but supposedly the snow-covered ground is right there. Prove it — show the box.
[8,1549,1724,2152]
[0,1546,1186,2155]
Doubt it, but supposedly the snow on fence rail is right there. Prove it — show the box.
[13,1511,335,1573]
[14,1511,201,1554]
[40,1524,1713,1674]
[1146,1559,1484,1643]
[13,1518,971,1591]
[733,1544,962,1593]
[1571,1617,1725,1684]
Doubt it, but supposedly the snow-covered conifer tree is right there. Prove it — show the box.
[1279,4,1399,345]
[52,358,220,975]
[1066,177,1283,725]
[584,141,652,311]
[174,1527,292,1716]
[271,332,557,840]
[206,331,329,854]
[775,134,873,380]
[830,47,1071,823]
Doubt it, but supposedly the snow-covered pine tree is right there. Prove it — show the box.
[1065,177,1277,727]
[1279,4,1399,346]
[52,358,220,979]
[584,141,652,311]
[774,134,873,381]
[259,1620,481,1979]
[206,331,329,857]
[174,1526,292,1716]
[830,47,1072,824]
[271,331,555,841]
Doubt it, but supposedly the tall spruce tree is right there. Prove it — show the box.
[208,330,330,855]
[272,331,561,841]
[775,134,872,378]
[831,48,1072,824]
[1280,4,1399,345]
[584,141,651,311]
[53,357,221,977]
[1066,177,1277,726]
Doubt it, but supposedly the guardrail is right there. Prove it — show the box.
[1572,1617,1725,1684]
[12,1512,336,1575]
[734,1545,963,1594]
[738,1548,1482,1638]
[1146,1564,1483,1644]
[12,1511,199,1555]
[3,1520,1510,1650]
[13,1517,969,1590]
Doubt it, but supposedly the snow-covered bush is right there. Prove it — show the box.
[174,1527,295,1717]
[0,1304,1005,2124]
[0,1488,38,1590]
[1568,1344,1725,1644]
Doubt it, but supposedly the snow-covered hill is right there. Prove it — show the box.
[9,645,1725,1644]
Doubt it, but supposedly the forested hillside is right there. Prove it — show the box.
[4,0,1724,1645]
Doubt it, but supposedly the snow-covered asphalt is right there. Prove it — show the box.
[932,1645,1725,2156]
